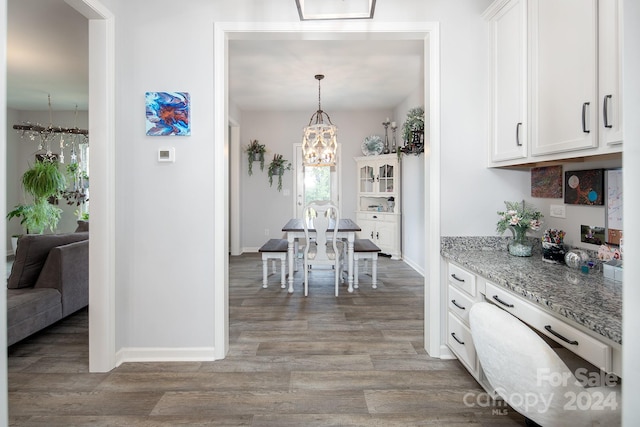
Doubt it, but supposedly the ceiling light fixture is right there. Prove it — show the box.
[12,94,89,163]
[295,0,376,21]
[302,74,337,167]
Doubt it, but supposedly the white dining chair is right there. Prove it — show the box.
[469,302,621,427]
[302,201,344,297]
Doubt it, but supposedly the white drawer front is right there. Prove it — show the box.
[447,312,477,373]
[448,285,475,325]
[448,263,476,296]
[485,282,612,372]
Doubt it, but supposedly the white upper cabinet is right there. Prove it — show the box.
[485,0,528,163]
[599,0,624,146]
[529,0,598,156]
[486,0,623,167]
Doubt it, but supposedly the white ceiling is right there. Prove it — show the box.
[7,0,424,113]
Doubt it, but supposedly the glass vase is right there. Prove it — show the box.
[508,227,532,257]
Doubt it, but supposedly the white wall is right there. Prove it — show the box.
[239,109,393,251]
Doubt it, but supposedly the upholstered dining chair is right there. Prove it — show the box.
[302,200,344,297]
[469,302,621,427]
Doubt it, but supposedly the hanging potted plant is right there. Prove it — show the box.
[245,139,266,175]
[6,157,66,239]
[267,154,292,192]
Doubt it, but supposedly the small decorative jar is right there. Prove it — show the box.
[564,249,590,269]
[508,226,533,257]
[542,242,566,264]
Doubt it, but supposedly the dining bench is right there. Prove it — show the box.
[258,238,288,289]
[353,238,381,289]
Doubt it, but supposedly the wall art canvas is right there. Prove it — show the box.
[145,92,191,136]
[531,165,563,198]
[564,169,604,205]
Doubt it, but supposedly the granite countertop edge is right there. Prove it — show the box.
[441,237,622,346]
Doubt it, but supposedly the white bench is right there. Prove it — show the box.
[258,239,288,288]
[353,238,381,289]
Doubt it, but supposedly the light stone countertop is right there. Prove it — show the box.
[441,236,622,345]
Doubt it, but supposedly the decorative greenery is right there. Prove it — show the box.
[245,139,266,175]
[6,157,66,234]
[401,106,425,144]
[267,154,292,192]
[61,162,89,212]
[496,200,543,236]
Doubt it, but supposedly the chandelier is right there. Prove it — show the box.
[302,74,337,167]
[12,94,89,164]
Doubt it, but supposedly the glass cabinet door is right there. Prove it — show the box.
[359,165,374,193]
[377,163,394,193]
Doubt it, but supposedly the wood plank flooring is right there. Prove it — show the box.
[8,254,526,426]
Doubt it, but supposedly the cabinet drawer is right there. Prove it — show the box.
[447,312,477,372]
[448,285,475,325]
[447,263,476,296]
[485,282,611,372]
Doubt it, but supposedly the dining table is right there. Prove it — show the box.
[282,218,361,294]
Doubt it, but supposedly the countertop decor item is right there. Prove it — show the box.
[542,229,566,264]
[496,200,543,257]
[565,249,590,269]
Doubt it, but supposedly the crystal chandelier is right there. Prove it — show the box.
[302,74,337,167]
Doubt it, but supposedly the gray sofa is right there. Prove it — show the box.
[6,228,89,346]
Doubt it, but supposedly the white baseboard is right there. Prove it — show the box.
[439,344,456,360]
[242,247,260,253]
[115,347,217,367]
[402,257,425,277]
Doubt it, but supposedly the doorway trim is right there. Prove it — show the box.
[65,0,116,372]
[216,21,442,358]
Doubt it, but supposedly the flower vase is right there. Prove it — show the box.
[508,227,533,257]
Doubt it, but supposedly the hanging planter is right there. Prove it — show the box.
[245,139,266,175]
[267,154,292,192]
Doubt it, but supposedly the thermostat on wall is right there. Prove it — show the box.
[158,147,175,162]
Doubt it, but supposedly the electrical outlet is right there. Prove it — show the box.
[264,229,270,236]
[550,204,566,218]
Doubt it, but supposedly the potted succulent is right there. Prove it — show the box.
[267,154,292,192]
[7,157,66,238]
[245,139,266,175]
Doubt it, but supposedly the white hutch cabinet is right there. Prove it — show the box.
[354,154,401,259]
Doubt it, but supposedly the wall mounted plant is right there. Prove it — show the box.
[245,139,266,175]
[267,154,292,192]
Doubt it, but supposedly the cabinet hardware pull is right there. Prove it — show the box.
[492,295,514,308]
[372,215,378,219]
[451,332,465,345]
[516,122,522,146]
[376,232,379,239]
[370,232,374,239]
[603,95,613,128]
[450,273,465,282]
[451,299,466,310]
[544,325,579,345]
[582,102,590,133]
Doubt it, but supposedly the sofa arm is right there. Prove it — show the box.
[34,240,89,317]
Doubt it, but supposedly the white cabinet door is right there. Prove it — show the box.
[487,0,528,162]
[599,0,623,146]
[529,0,598,156]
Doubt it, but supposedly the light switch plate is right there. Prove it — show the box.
[550,204,566,218]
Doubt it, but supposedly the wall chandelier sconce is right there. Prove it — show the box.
[295,0,376,21]
[12,94,89,164]
[302,74,337,167]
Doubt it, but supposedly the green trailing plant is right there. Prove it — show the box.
[401,106,425,144]
[267,154,291,192]
[6,157,66,234]
[245,139,266,175]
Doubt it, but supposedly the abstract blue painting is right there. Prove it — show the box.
[145,92,191,136]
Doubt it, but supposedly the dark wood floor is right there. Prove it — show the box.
[8,254,526,426]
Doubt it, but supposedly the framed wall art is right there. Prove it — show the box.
[564,169,604,205]
[531,165,563,198]
[145,92,191,136]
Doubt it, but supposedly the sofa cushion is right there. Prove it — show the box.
[75,220,89,232]
[7,288,62,346]
[7,232,89,289]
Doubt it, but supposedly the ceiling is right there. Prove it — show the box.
[7,0,424,113]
